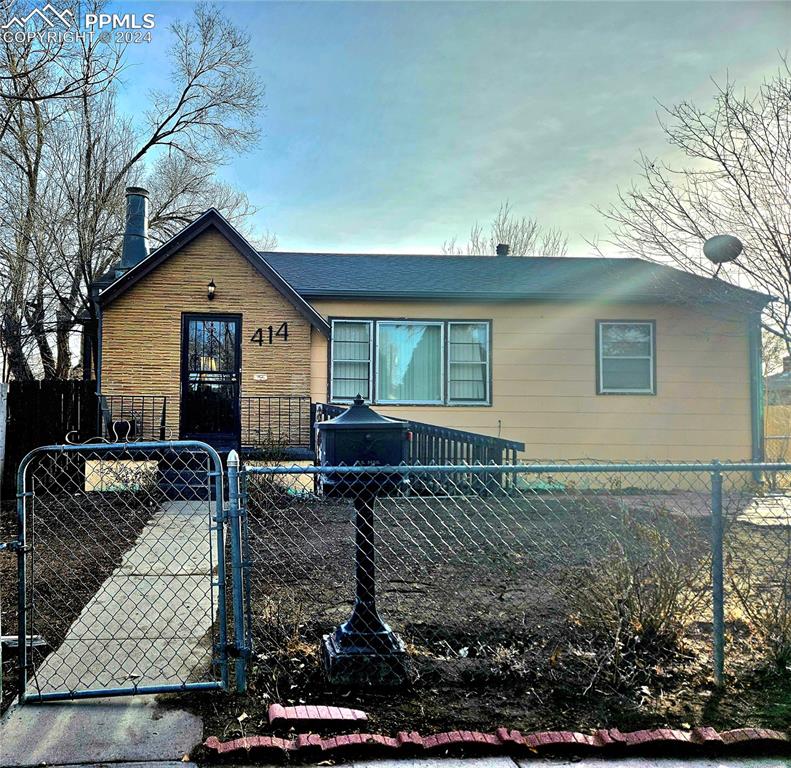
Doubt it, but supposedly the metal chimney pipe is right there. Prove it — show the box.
[121,187,150,271]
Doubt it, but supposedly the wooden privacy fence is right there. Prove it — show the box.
[764,404,791,463]
[2,380,99,491]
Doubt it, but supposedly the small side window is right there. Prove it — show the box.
[597,321,655,394]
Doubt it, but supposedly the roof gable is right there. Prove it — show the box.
[97,209,330,336]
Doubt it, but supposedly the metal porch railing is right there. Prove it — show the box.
[314,402,524,464]
[240,396,312,452]
[100,395,168,441]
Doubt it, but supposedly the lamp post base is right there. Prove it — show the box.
[322,623,412,687]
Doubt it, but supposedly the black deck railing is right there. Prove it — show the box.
[100,395,168,441]
[241,395,312,452]
[97,396,518,465]
[314,403,524,465]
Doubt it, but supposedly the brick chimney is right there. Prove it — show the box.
[784,356,791,374]
[496,243,510,257]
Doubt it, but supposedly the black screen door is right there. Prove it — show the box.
[181,314,241,449]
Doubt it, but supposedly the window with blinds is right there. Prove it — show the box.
[329,318,491,405]
[330,320,372,400]
[376,321,444,404]
[597,321,656,394]
[448,322,489,403]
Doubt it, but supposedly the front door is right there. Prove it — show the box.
[181,314,241,450]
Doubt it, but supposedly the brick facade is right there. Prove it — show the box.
[100,228,312,439]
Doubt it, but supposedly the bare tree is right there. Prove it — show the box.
[0,0,125,379]
[444,201,568,257]
[0,75,58,378]
[598,57,791,350]
[0,1,124,140]
[0,2,267,379]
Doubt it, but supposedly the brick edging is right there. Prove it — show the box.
[204,726,790,761]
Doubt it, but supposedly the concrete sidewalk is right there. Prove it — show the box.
[357,759,791,768]
[0,498,219,767]
[0,694,201,766]
[9,756,786,767]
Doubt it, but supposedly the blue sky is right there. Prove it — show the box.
[118,1,790,255]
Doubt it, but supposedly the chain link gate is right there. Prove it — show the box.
[10,440,237,702]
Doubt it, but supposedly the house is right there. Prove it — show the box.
[766,358,791,405]
[763,358,791,463]
[89,188,770,463]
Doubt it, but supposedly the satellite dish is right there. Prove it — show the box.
[703,234,743,265]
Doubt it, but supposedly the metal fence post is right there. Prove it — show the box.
[710,460,725,687]
[211,454,229,692]
[240,469,253,657]
[16,459,28,701]
[227,450,247,693]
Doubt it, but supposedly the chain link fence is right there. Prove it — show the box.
[11,442,228,702]
[4,450,788,723]
[241,462,789,706]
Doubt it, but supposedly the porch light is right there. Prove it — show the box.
[207,279,216,300]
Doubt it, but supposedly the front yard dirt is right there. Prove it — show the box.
[172,480,791,744]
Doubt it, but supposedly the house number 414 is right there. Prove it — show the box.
[251,323,289,345]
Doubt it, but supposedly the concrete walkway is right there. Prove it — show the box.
[0,695,202,766]
[0,498,219,766]
[2,750,787,768]
[27,499,219,695]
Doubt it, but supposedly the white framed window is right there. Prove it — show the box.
[597,320,656,395]
[376,321,444,404]
[330,320,372,401]
[329,318,492,405]
[448,322,490,403]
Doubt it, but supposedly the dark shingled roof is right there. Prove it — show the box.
[259,252,771,307]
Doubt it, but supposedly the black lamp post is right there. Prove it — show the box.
[316,395,412,685]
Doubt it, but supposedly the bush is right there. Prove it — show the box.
[564,506,709,688]
[727,520,791,670]
[571,510,708,638]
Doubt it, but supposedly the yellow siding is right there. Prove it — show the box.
[101,229,312,438]
[100,231,754,462]
[311,300,752,462]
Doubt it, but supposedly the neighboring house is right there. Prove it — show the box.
[766,358,791,405]
[89,188,771,463]
[764,359,791,463]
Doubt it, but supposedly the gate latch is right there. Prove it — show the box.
[220,643,250,659]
